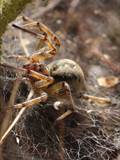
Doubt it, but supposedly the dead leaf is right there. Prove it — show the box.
[97,76,119,88]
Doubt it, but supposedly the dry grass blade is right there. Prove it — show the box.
[0,80,20,143]
[82,94,112,106]
[0,80,20,159]
[0,90,33,145]
[88,37,120,73]
[19,31,29,56]
[31,0,63,19]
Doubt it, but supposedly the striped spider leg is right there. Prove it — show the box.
[46,81,76,121]
[0,62,54,145]
[9,16,60,63]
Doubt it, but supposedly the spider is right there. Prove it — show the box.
[1,16,87,119]
[0,16,111,145]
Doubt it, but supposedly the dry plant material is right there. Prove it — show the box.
[31,0,63,19]
[0,90,33,145]
[0,80,20,138]
[97,76,119,88]
[88,37,120,73]
[83,94,112,107]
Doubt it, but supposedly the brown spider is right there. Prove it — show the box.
[1,16,87,120]
[0,16,112,145]
[7,16,85,116]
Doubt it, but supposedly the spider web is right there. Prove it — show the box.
[1,75,120,160]
[10,103,120,160]
[1,63,120,160]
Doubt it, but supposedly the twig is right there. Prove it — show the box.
[0,90,33,145]
[82,94,112,106]
[31,0,63,19]
[0,27,34,145]
[69,0,80,13]
[0,80,20,138]
[0,79,20,160]
[89,37,120,73]
[19,31,30,56]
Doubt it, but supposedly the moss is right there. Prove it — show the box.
[0,0,32,111]
[0,0,32,53]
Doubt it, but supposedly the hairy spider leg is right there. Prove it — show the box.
[7,68,54,109]
[46,81,76,120]
[11,79,75,121]
[14,92,48,109]
[22,16,60,62]
[0,63,54,85]
[22,16,60,50]
[9,16,60,63]
[56,110,73,121]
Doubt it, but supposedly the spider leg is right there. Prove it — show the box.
[8,23,46,62]
[8,46,56,63]
[14,92,48,109]
[22,16,60,49]
[1,63,54,85]
[47,81,75,108]
[12,16,60,63]
[29,47,57,63]
[7,55,31,62]
[47,81,76,120]
[56,110,73,121]
[27,69,54,84]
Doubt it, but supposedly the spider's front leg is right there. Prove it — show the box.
[14,92,48,109]
[9,16,60,63]
[16,75,53,109]
[21,16,60,50]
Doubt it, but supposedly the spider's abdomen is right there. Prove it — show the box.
[47,59,87,95]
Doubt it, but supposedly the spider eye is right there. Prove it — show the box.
[52,65,58,71]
